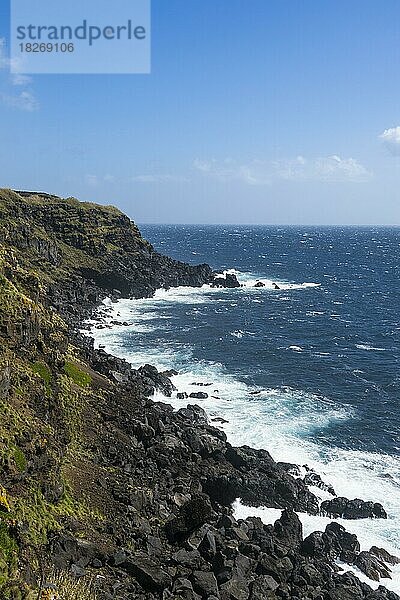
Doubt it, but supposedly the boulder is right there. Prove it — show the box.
[122,553,171,591]
[192,570,219,597]
[273,508,303,548]
[301,523,360,561]
[250,575,279,599]
[354,551,392,581]
[325,522,360,555]
[138,363,177,397]
[173,578,202,600]
[220,576,250,600]
[189,392,209,400]
[320,497,387,519]
[177,405,208,425]
[369,546,400,566]
[165,495,212,542]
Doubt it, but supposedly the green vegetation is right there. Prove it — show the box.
[0,521,18,588]
[0,189,146,594]
[0,272,35,320]
[0,487,10,513]
[32,361,52,396]
[12,446,26,473]
[0,390,30,475]
[32,362,51,385]
[13,485,82,547]
[64,361,92,388]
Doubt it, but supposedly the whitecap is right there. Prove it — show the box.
[233,499,400,594]
[87,281,400,593]
[356,344,386,352]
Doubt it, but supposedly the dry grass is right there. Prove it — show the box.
[40,569,98,600]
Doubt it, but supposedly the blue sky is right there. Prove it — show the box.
[0,0,399,224]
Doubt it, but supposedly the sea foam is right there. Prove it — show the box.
[89,271,400,593]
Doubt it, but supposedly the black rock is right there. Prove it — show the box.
[177,404,208,425]
[321,497,387,519]
[354,551,392,581]
[138,363,177,397]
[303,469,336,496]
[122,553,172,591]
[189,392,209,400]
[220,575,250,599]
[301,522,360,561]
[211,273,241,288]
[212,417,229,424]
[173,578,201,600]
[369,546,400,566]
[273,508,303,551]
[325,522,360,554]
[162,369,179,377]
[250,575,279,599]
[165,495,212,543]
[192,570,219,597]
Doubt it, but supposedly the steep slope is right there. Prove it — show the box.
[0,189,213,598]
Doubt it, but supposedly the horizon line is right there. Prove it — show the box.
[137,222,400,228]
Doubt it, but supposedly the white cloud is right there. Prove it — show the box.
[85,173,188,187]
[0,38,8,68]
[0,38,38,111]
[86,175,99,187]
[11,73,32,86]
[85,174,116,187]
[131,174,189,183]
[193,158,268,184]
[276,155,371,183]
[0,90,38,111]
[379,126,400,155]
[193,155,371,185]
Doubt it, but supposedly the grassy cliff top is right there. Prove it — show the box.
[0,188,155,294]
[2,189,124,214]
[0,189,146,253]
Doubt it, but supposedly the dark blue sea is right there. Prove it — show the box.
[90,225,400,584]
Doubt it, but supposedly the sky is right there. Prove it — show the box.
[0,0,399,225]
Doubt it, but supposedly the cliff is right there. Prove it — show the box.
[0,189,398,600]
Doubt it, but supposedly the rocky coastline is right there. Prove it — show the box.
[0,189,399,599]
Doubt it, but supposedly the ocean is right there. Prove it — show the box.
[89,225,400,592]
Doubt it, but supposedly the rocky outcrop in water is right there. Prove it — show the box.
[211,273,241,288]
[321,498,387,520]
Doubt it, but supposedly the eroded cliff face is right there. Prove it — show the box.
[0,190,397,600]
[0,190,212,322]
